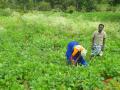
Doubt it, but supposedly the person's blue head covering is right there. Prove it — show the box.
[66,41,79,60]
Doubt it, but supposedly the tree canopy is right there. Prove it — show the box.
[0,0,120,12]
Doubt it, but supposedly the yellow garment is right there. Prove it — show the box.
[72,45,85,57]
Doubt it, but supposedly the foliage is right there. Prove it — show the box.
[0,11,120,89]
[66,5,76,13]
[0,8,12,16]
[0,0,120,12]
[38,1,51,11]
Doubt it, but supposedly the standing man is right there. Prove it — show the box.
[90,24,106,59]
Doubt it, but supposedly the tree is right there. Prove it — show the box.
[109,0,120,6]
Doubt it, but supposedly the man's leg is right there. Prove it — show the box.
[90,48,95,60]
[98,45,103,56]
[99,51,103,56]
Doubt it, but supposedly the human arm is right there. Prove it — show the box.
[92,36,95,50]
[102,32,106,51]
[102,38,106,51]
[70,49,81,65]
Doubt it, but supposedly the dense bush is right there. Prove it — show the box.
[66,5,76,13]
[38,1,51,11]
[83,0,97,12]
[0,0,120,12]
[108,0,120,6]
[0,8,12,16]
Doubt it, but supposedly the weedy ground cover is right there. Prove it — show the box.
[0,11,120,90]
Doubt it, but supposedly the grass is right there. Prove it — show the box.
[0,11,120,90]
